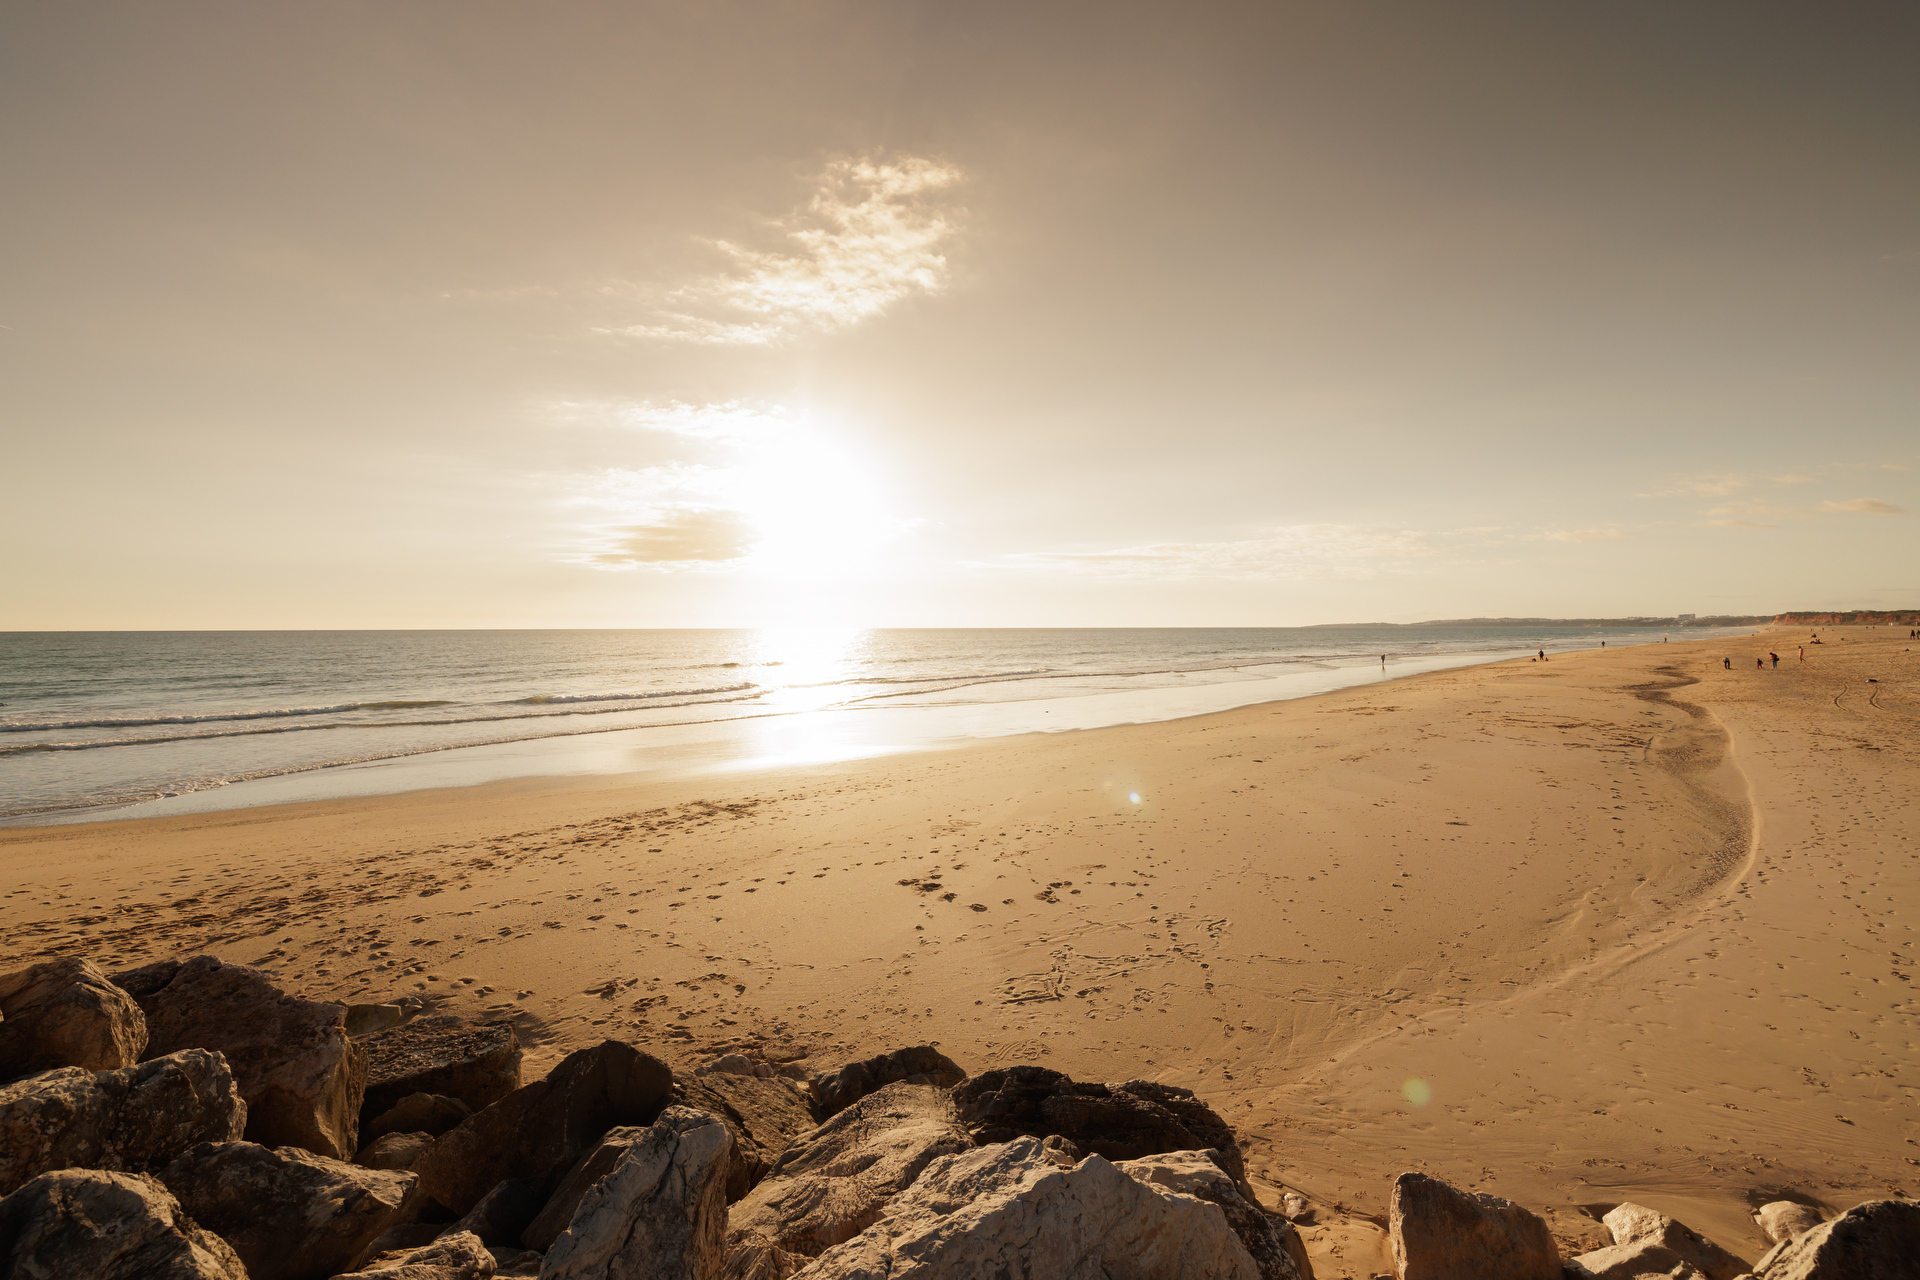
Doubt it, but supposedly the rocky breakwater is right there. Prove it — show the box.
[1,950,1915,1280]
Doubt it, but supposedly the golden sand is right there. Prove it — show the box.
[4,628,1913,1275]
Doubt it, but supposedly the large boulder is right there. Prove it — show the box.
[952,1064,1250,1189]
[1120,1150,1307,1280]
[790,1136,1262,1279]
[0,1048,246,1196]
[1388,1171,1559,1280]
[0,957,148,1080]
[364,1093,473,1143]
[522,1126,648,1252]
[722,1081,974,1280]
[808,1046,965,1119]
[121,954,367,1159]
[329,1229,496,1278]
[1752,1199,1920,1279]
[540,1106,732,1280]
[0,1168,248,1279]
[358,1016,522,1124]
[1597,1203,1748,1280]
[412,1040,673,1215]
[159,1139,424,1280]
[1756,1201,1825,1244]
[677,1071,820,1201]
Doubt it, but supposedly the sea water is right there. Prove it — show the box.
[0,625,1743,824]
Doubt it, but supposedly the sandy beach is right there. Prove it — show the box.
[3,628,1912,1276]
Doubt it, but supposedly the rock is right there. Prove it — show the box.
[112,958,186,1000]
[358,1131,437,1172]
[1601,1203,1749,1280]
[521,1126,648,1252]
[808,1046,965,1119]
[540,1106,731,1280]
[1038,1134,1082,1168]
[159,1139,424,1280]
[0,957,148,1080]
[1388,1171,1560,1280]
[790,1136,1262,1280]
[1540,1207,1614,1259]
[490,1248,542,1276]
[722,1081,974,1280]
[0,1168,248,1279]
[1120,1149,1306,1280]
[359,1016,523,1126]
[344,1003,418,1039]
[412,1039,672,1215]
[699,1053,760,1078]
[1566,1240,1709,1279]
[127,954,367,1159]
[1750,1199,1920,1279]
[677,1071,820,1201]
[365,1093,473,1142]
[451,1175,553,1249]
[1280,1190,1311,1223]
[362,1221,451,1258]
[333,1229,496,1278]
[952,1064,1251,1189]
[0,1048,247,1196]
[1755,1201,1825,1244]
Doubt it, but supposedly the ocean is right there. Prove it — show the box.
[0,625,1741,824]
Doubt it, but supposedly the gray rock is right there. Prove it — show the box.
[677,1072,819,1201]
[1755,1201,1825,1245]
[789,1137,1262,1280]
[159,1139,424,1280]
[1751,1199,1920,1279]
[0,957,148,1081]
[952,1064,1251,1190]
[1388,1170,1560,1280]
[357,1131,436,1172]
[412,1040,672,1215]
[808,1046,965,1119]
[540,1106,731,1280]
[1600,1203,1749,1280]
[126,954,367,1159]
[332,1228,496,1278]
[721,1081,973,1280]
[359,1016,522,1125]
[365,1093,473,1142]
[521,1126,648,1253]
[0,1167,248,1279]
[1120,1150,1306,1280]
[0,1049,246,1196]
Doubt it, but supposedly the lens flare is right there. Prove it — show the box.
[1129,792,1141,804]
[1403,1078,1432,1106]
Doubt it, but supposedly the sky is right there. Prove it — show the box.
[4,1,1916,629]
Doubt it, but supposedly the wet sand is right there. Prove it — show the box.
[3,627,1913,1275]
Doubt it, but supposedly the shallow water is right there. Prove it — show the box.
[0,625,1741,823]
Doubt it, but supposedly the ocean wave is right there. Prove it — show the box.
[0,688,772,755]
[512,683,755,706]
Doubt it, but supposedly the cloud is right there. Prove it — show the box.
[588,508,756,566]
[1698,519,1781,529]
[1646,473,1747,498]
[1773,474,1815,485]
[1002,525,1447,582]
[1538,528,1625,542]
[1819,497,1904,515]
[616,156,962,345]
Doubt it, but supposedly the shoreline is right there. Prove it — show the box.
[2,625,1912,1275]
[4,632,1753,830]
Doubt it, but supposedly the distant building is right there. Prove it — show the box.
[1676,614,1695,622]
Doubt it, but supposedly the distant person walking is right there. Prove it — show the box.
[1770,652,1779,667]
[1756,657,1764,669]
[1538,650,1546,661]
[1723,657,1731,669]
[1799,647,1805,662]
